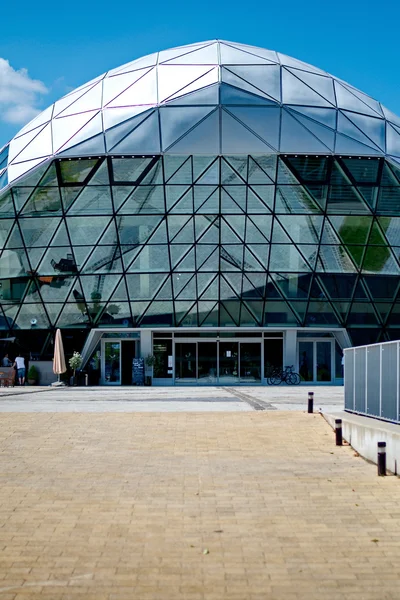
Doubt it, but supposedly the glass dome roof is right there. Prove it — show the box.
[2,39,400,189]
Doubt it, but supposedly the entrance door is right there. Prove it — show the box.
[298,340,332,383]
[197,342,217,383]
[219,342,239,384]
[240,342,261,382]
[175,343,197,383]
[103,340,121,385]
[121,341,135,385]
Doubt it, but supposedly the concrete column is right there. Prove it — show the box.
[284,330,297,369]
[140,330,152,359]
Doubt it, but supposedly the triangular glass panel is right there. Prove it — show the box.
[287,68,336,103]
[119,186,165,215]
[197,246,219,271]
[305,300,340,326]
[171,218,194,244]
[193,156,219,183]
[59,132,105,157]
[271,272,312,299]
[80,274,122,303]
[198,301,218,326]
[169,244,191,269]
[221,109,273,153]
[12,188,34,213]
[329,215,372,247]
[55,302,90,327]
[113,186,135,212]
[337,112,382,153]
[221,189,243,214]
[160,106,215,151]
[275,186,322,214]
[179,302,198,327]
[243,247,266,270]
[277,215,323,244]
[38,163,58,187]
[224,64,281,102]
[243,273,266,297]
[221,245,243,271]
[116,215,163,245]
[67,186,113,215]
[347,302,379,326]
[67,216,111,246]
[363,274,399,301]
[248,157,274,184]
[334,81,381,117]
[341,111,385,151]
[245,216,271,243]
[165,84,219,107]
[327,185,370,214]
[140,301,174,326]
[163,156,188,182]
[222,216,245,242]
[247,188,273,213]
[220,82,276,106]
[280,109,330,152]
[243,300,264,324]
[316,246,357,273]
[286,109,335,150]
[270,219,293,243]
[386,124,400,157]
[342,158,381,184]
[198,275,218,300]
[19,217,60,247]
[165,185,191,212]
[20,187,62,217]
[0,192,15,218]
[220,275,239,300]
[195,215,218,242]
[60,187,81,212]
[288,106,336,131]
[194,187,219,213]
[166,109,220,154]
[227,106,281,150]
[86,160,110,186]
[14,303,50,329]
[127,273,167,300]
[175,301,197,326]
[220,301,240,326]
[112,157,154,183]
[81,246,123,274]
[167,215,192,242]
[362,246,399,275]
[224,155,248,178]
[317,273,357,299]
[269,245,311,272]
[174,273,197,299]
[222,186,247,212]
[153,276,172,300]
[221,159,245,185]
[264,299,299,326]
[0,218,14,246]
[282,68,333,106]
[110,111,161,154]
[37,246,77,275]
[195,272,216,297]
[277,159,299,184]
[223,273,243,296]
[5,223,24,248]
[173,247,195,271]
[130,301,151,323]
[335,132,382,156]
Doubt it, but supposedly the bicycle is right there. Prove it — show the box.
[267,365,301,385]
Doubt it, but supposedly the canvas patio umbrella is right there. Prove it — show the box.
[53,329,66,382]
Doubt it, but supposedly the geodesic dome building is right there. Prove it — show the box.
[1,39,400,384]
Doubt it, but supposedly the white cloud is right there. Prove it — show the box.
[0,58,48,125]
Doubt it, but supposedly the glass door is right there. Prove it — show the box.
[219,342,239,384]
[298,340,333,383]
[316,342,332,382]
[175,343,197,383]
[102,340,121,385]
[298,341,314,382]
[197,342,218,383]
[240,342,261,382]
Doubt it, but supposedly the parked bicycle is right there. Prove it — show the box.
[267,365,301,385]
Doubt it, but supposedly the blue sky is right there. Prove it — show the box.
[1,0,399,147]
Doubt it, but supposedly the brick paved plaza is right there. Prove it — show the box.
[0,389,399,599]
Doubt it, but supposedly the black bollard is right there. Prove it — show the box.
[377,442,386,476]
[308,391,314,414]
[335,419,343,446]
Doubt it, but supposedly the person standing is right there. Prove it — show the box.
[14,354,26,386]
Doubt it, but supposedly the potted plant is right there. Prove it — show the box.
[27,364,39,385]
[69,351,83,386]
[144,354,156,386]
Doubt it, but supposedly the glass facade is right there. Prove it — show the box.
[1,154,400,352]
[1,40,400,361]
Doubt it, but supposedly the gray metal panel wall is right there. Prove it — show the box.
[344,349,354,411]
[354,347,366,414]
[381,342,398,421]
[366,345,381,418]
